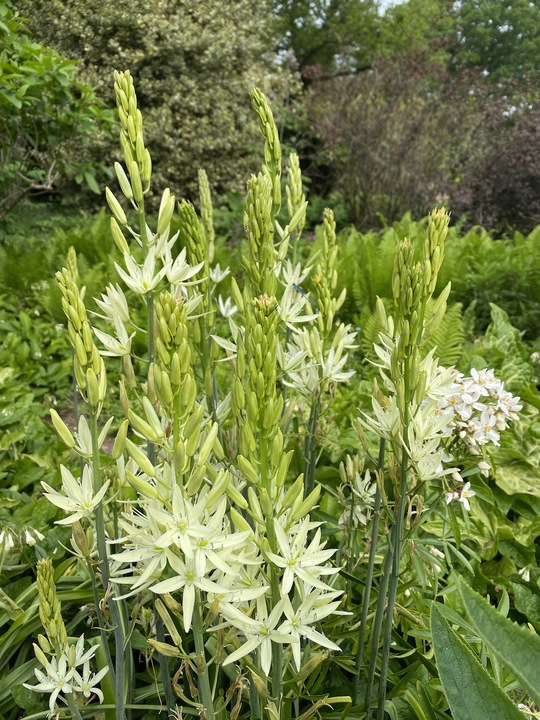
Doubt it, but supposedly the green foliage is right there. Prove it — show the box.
[0,2,112,219]
[460,580,540,706]
[19,0,285,203]
[431,602,525,720]
[453,0,540,81]
[274,0,381,75]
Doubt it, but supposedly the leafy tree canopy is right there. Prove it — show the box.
[19,0,284,203]
[0,2,112,220]
[452,0,540,81]
[274,0,382,77]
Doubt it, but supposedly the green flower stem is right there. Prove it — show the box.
[304,391,320,496]
[363,537,393,715]
[90,413,126,720]
[86,558,115,684]
[66,691,84,720]
[271,568,284,710]
[371,350,412,719]
[376,455,409,720]
[138,205,157,466]
[249,660,261,718]
[352,439,385,706]
[155,606,176,712]
[192,591,215,720]
[259,427,283,713]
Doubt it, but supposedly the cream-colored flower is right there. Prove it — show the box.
[42,465,110,525]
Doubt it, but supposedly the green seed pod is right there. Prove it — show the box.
[291,483,321,522]
[110,217,130,255]
[281,473,304,509]
[114,162,133,200]
[238,455,259,486]
[50,409,75,448]
[125,439,157,477]
[186,464,206,496]
[128,160,143,203]
[111,419,129,460]
[86,367,100,407]
[106,187,128,225]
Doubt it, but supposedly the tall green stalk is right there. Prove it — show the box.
[90,413,127,720]
[192,591,215,720]
[376,456,409,720]
[352,439,385,706]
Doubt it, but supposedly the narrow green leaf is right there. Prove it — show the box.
[84,170,100,194]
[430,603,524,720]
[460,580,540,706]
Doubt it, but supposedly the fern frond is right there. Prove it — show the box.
[422,301,465,367]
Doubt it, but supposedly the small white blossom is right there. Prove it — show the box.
[210,264,231,284]
[221,597,291,676]
[115,247,168,295]
[23,655,75,718]
[72,662,108,702]
[279,593,343,669]
[93,283,130,324]
[278,284,318,332]
[217,295,238,318]
[0,530,15,551]
[42,465,110,525]
[446,481,476,511]
[266,518,339,594]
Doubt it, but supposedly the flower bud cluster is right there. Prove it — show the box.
[56,267,107,411]
[36,558,68,651]
[234,295,283,469]
[312,209,346,338]
[251,88,281,220]
[244,173,277,298]
[153,290,194,413]
[285,153,306,242]
[198,168,215,264]
[113,69,151,196]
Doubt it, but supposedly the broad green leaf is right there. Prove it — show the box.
[510,581,540,626]
[460,580,540,706]
[430,603,524,720]
[495,463,540,498]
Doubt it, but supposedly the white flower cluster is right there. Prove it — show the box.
[24,635,108,718]
[91,228,204,359]
[361,338,522,511]
[436,367,522,448]
[280,323,357,396]
[112,470,345,675]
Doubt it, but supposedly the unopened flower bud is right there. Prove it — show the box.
[106,187,127,225]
